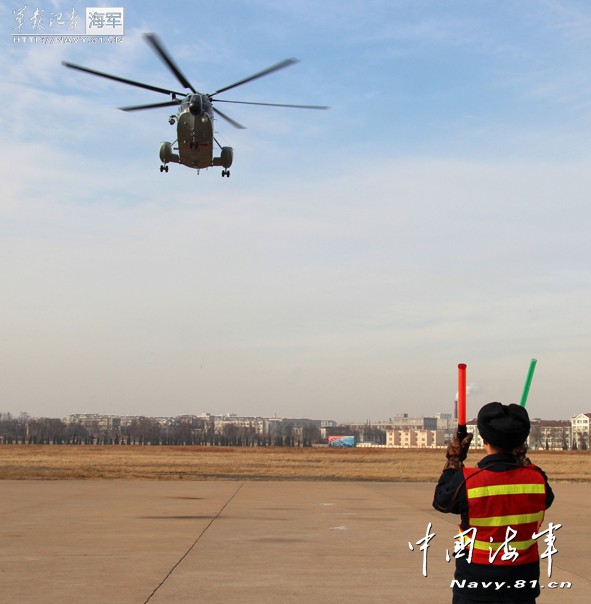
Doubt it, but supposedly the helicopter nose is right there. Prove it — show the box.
[189,100,201,115]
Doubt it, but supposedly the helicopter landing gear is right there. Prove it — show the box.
[222,169,230,177]
[168,115,176,125]
[160,164,169,173]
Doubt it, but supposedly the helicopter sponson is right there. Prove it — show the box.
[159,140,233,174]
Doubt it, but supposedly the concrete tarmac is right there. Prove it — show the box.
[0,480,588,603]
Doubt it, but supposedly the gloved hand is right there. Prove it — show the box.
[513,442,532,466]
[443,433,473,470]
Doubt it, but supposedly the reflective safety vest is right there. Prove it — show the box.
[460,465,547,565]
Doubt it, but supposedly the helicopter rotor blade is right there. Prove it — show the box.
[210,58,299,97]
[214,99,329,110]
[62,61,184,97]
[212,106,246,130]
[144,33,196,93]
[119,100,181,112]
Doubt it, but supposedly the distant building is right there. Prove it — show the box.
[435,412,457,430]
[64,414,121,431]
[389,413,437,430]
[529,419,571,450]
[213,415,263,434]
[466,421,484,448]
[571,413,591,450]
[320,420,338,428]
[385,429,445,448]
[319,420,338,440]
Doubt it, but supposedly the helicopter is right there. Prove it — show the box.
[62,33,328,176]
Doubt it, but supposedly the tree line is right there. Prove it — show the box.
[0,413,329,447]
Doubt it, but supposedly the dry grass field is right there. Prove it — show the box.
[1,445,590,481]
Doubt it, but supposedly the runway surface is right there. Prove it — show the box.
[0,480,588,603]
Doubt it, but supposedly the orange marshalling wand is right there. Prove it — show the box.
[457,363,467,439]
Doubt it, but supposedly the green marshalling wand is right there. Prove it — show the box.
[519,358,537,407]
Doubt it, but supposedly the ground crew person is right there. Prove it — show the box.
[433,402,554,603]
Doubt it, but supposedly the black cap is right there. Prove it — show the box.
[477,402,530,450]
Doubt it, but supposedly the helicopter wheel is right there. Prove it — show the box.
[160,164,169,173]
[222,170,230,177]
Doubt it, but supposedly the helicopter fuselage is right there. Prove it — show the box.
[177,94,214,168]
[159,93,233,174]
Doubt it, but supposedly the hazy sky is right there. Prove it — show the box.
[2,1,591,422]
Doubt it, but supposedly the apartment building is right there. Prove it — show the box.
[386,429,445,448]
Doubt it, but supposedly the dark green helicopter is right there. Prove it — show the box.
[63,33,328,176]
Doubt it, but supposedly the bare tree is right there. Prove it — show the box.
[528,425,543,450]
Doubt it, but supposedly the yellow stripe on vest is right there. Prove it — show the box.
[470,511,545,527]
[468,483,545,498]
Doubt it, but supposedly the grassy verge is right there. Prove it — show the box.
[1,445,589,481]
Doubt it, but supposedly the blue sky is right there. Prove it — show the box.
[1,1,591,422]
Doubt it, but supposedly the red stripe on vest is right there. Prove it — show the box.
[461,465,547,565]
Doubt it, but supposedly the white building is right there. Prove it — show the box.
[466,421,484,449]
[529,419,571,450]
[571,413,591,449]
